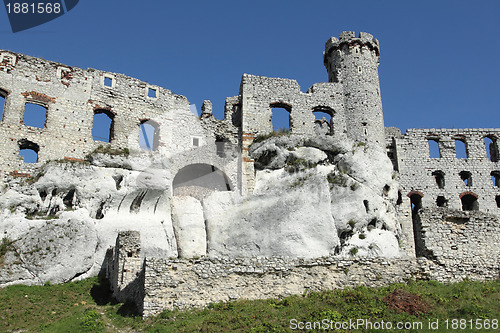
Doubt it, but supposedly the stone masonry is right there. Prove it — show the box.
[1,32,499,316]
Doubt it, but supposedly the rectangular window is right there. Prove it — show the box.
[104,77,113,87]
[148,87,157,98]
[192,137,199,147]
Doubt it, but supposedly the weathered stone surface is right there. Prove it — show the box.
[171,196,206,258]
[0,211,97,286]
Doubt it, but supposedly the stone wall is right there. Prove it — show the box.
[141,256,420,317]
[415,208,500,282]
[106,222,499,317]
[388,128,500,213]
[0,49,241,194]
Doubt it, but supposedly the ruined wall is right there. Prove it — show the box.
[141,256,420,317]
[389,128,500,213]
[416,208,500,282]
[0,50,240,194]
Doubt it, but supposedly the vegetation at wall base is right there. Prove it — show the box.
[0,277,498,332]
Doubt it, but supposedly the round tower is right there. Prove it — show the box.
[324,31,385,148]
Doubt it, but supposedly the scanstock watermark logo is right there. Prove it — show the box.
[3,0,80,32]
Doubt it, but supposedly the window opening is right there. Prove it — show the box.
[18,139,39,163]
[270,103,291,132]
[496,195,500,208]
[436,196,448,207]
[313,111,332,135]
[92,109,114,142]
[0,89,6,120]
[454,139,467,159]
[139,120,159,151]
[484,136,499,162]
[461,194,478,211]
[427,139,440,158]
[459,171,472,186]
[147,87,157,98]
[104,76,113,87]
[432,170,445,189]
[23,103,47,128]
[491,171,500,187]
[192,137,199,147]
[215,136,228,158]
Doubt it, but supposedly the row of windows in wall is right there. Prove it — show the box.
[428,137,499,161]
[102,75,158,99]
[271,105,335,134]
[410,192,500,212]
[431,170,500,188]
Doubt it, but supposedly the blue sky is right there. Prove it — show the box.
[1,0,499,136]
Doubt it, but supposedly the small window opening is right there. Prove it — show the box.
[148,87,157,98]
[39,190,47,202]
[127,251,133,258]
[23,103,47,128]
[428,139,440,158]
[270,103,291,132]
[491,171,500,187]
[192,137,199,147]
[455,139,468,159]
[496,195,500,208]
[436,196,448,207]
[92,109,114,142]
[357,66,362,73]
[215,136,228,158]
[0,90,6,121]
[432,170,445,189]
[461,194,478,211]
[18,139,39,163]
[484,136,499,162]
[139,120,160,151]
[104,76,113,87]
[409,193,422,216]
[459,171,472,186]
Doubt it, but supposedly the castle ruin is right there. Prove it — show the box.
[0,32,498,316]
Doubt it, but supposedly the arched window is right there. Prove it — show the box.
[427,138,440,158]
[484,136,499,162]
[18,139,39,163]
[431,170,445,189]
[312,106,335,136]
[23,102,47,128]
[460,193,478,211]
[459,171,472,186]
[0,89,7,121]
[92,109,114,142]
[139,120,160,151]
[454,138,468,159]
[270,102,291,132]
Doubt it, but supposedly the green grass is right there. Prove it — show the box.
[0,277,498,332]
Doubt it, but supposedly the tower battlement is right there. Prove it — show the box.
[324,31,380,62]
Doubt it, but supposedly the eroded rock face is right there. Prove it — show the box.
[0,134,403,286]
[248,134,401,258]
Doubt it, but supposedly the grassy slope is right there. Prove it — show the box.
[0,277,498,332]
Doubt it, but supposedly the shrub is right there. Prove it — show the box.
[253,129,290,144]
